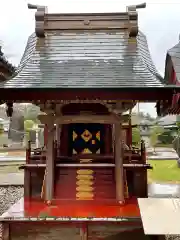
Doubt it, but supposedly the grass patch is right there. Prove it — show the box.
[148,160,180,183]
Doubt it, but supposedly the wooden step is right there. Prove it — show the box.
[54,167,116,201]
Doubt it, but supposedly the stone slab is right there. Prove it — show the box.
[138,198,180,235]
[0,173,24,185]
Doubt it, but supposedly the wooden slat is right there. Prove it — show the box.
[38,114,120,124]
[58,154,114,160]
[20,163,115,168]
[138,198,180,235]
[20,163,151,169]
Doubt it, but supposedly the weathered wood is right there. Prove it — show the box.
[45,12,130,31]
[30,154,114,160]
[127,3,146,37]
[38,114,120,124]
[114,119,124,203]
[20,163,114,168]
[59,154,114,160]
[26,141,31,164]
[2,223,9,240]
[46,17,129,30]
[24,169,31,197]
[80,224,88,240]
[20,163,151,168]
[30,152,142,160]
[134,170,148,197]
[141,140,146,163]
[28,3,48,37]
[1,87,178,101]
[45,121,55,203]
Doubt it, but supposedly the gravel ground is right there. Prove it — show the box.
[0,187,179,239]
[166,237,180,240]
[0,186,23,215]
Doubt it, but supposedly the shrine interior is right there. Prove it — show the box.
[22,101,151,204]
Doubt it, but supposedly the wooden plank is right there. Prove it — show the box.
[114,121,124,203]
[20,163,151,169]
[24,169,31,197]
[30,154,114,160]
[138,198,180,235]
[45,13,129,31]
[58,154,114,160]
[56,115,120,124]
[46,20,129,30]
[38,114,120,124]
[20,163,115,168]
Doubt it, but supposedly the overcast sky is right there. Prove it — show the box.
[0,0,180,117]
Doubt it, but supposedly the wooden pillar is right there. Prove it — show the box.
[25,141,31,198]
[2,223,10,240]
[80,224,88,240]
[56,124,62,156]
[105,124,112,154]
[141,140,146,163]
[38,114,55,203]
[45,121,54,203]
[114,117,124,204]
[55,124,58,141]
[26,140,31,164]
[44,124,48,147]
[127,117,132,147]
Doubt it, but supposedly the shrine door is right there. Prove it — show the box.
[68,123,105,159]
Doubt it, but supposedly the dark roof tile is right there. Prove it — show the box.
[167,41,180,81]
[2,30,163,88]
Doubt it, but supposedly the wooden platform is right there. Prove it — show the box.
[0,198,141,222]
[138,198,180,235]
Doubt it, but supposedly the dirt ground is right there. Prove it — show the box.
[6,151,25,157]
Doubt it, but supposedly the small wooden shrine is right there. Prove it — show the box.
[0,2,180,240]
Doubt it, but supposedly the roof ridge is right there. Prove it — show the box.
[28,2,146,38]
[2,26,163,89]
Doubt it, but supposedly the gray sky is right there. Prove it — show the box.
[0,0,180,117]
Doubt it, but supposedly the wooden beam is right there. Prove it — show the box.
[20,163,115,168]
[20,163,152,169]
[45,121,54,203]
[38,114,120,124]
[56,114,120,124]
[114,119,124,203]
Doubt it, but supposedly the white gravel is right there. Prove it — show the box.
[0,186,23,215]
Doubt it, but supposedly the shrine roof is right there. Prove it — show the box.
[164,39,180,83]
[0,30,164,89]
